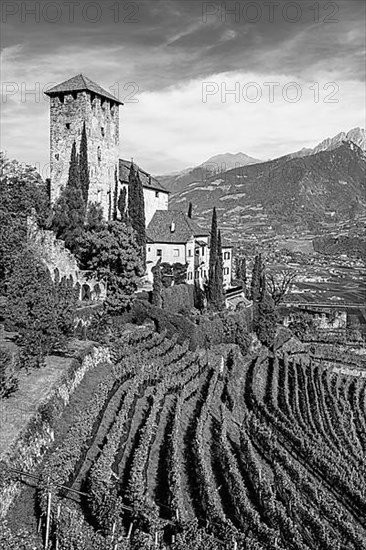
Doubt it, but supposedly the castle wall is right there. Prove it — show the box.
[26,217,106,302]
[49,91,119,218]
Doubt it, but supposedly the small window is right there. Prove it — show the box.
[173,249,179,257]
[97,146,101,162]
[224,251,231,260]
[201,246,205,256]
[55,153,59,160]
[188,249,192,257]
[66,123,70,130]
[157,249,162,257]
[148,247,151,252]
[224,267,229,275]
[188,272,193,280]
[155,191,159,198]
[101,127,105,137]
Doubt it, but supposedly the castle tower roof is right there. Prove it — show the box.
[45,74,123,105]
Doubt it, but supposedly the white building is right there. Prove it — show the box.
[119,159,169,225]
[146,210,233,288]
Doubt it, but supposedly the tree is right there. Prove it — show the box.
[187,202,193,219]
[213,230,225,310]
[127,164,146,268]
[267,269,297,305]
[113,166,119,221]
[235,256,247,295]
[208,207,218,276]
[172,262,188,285]
[250,254,263,304]
[0,154,50,290]
[86,202,104,231]
[256,293,277,348]
[52,141,86,252]
[76,221,143,314]
[117,187,127,222]
[288,311,314,340]
[207,207,218,306]
[5,249,60,368]
[151,259,162,307]
[79,122,90,205]
[0,347,18,399]
[194,280,205,312]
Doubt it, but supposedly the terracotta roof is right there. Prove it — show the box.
[119,159,168,194]
[45,74,123,105]
[147,210,209,243]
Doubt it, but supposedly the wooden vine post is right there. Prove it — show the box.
[55,504,61,550]
[127,521,134,539]
[44,481,52,550]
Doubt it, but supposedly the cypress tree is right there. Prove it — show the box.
[117,187,127,221]
[209,207,218,275]
[187,202,193,219]
[214,229,225,310]
[251,254,262,303]
[207,207,218,305]
[127,162,137,221]
[152,259,162,308]
[240,257,247,295]
[113,166,119,220]
[52,141,85,251]
[79,122,90,205]
[127,164,146,268]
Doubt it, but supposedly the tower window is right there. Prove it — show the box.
[66,123,70,130]
[101,127,105,137]
[97,147,102,163]
[157,249,162,257]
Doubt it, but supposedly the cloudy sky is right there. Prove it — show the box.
[1,0,365,175]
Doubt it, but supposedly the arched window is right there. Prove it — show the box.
[81,284,91,302]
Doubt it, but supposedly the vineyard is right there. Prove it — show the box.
[32,326,366,549]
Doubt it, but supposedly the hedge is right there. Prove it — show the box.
[161,284,194,314]
[130,301,251,353]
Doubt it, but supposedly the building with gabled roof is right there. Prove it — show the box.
[119,159,169,225]
[146,210,232,287]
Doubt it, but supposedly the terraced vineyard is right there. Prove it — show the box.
[35,326,366,549]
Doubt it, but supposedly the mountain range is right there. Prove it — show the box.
[157,152,262,194]
[158,127,365,196]
[168,135,366,240]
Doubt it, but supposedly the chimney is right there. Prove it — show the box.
[170,221,175,232]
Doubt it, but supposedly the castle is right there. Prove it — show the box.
[45,74,232,287]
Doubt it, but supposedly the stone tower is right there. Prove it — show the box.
[45,74,122,218]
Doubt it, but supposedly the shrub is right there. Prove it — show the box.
[161,284,194,314]
[5,249,61,368]
[0,347,18,398]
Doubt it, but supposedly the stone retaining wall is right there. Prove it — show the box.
[0,345,110,518]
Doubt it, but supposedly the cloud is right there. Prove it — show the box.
[0,0,365,174]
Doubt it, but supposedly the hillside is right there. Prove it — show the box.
[157,152,261,194]
[169,142,366,239]
[5,328,366,548]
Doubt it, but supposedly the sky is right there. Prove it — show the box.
[1,0,365,175]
